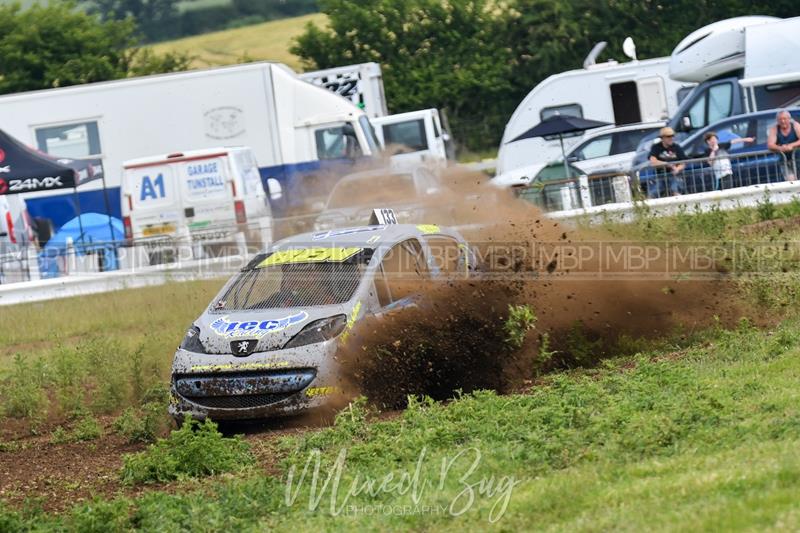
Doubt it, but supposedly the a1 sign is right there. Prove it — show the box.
[369,208,398,225]
[140,173,166,201]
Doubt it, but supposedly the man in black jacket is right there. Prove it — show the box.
[649,127,687,197]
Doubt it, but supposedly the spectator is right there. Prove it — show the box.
[702,131,754,191]
[767,109,800,181]
[649,126,687,197]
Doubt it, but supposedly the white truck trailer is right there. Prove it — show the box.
[0,62,380,228]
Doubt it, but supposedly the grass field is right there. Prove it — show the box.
[148,13,326,71]
[4,203,800,529]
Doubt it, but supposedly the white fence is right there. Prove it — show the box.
[2,152,799,306]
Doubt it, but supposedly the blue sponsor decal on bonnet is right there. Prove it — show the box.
[210,311,309,338]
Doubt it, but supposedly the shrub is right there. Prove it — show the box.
[504,304,537,349]
[120,417,254,485]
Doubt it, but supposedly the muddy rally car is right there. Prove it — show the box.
[169,214,474,422]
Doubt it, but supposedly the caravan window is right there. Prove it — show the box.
[382,119,428,152]
[35,121,101,158]
[541,104,583,121]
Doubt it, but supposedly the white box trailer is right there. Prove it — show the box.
[0,62,380,229]
[497,53,693,175]
[301,62,388,119]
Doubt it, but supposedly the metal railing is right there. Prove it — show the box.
[512,149,800,211]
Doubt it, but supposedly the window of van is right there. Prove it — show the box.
[315,125,361,160]
[382,119,428,152]
[35,121,101,159]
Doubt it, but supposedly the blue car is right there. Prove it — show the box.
[637,109,800,197]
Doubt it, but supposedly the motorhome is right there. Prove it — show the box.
[0,62,380,230]
[497,42,693,175]
[632,16,800,166]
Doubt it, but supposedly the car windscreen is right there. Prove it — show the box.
[212,247,373,311]
[327,174,416,208]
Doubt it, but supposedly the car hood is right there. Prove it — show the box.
[196,303,354,354]
[490,163,547,188]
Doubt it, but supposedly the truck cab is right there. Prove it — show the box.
[371,109,451,168]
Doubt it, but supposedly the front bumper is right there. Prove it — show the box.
[168,340,341,421]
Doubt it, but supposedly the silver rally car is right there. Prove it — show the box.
[170,218,474,421]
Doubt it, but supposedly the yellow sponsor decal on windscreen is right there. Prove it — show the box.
[258,247,363,268]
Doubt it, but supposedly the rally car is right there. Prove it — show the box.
[169,214,474,422]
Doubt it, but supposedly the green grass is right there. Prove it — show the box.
[4,317,800,529]
[0,279,224,433]
[148,13,326,71]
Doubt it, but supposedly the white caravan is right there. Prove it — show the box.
[0,62,379,229]
[371,109,450,168]
[120,147,271,251]
[497,47,693,175]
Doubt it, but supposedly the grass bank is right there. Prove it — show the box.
[148,13,326,71]
[3,315,800,529]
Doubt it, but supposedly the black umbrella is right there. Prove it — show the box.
[508,115,611,178]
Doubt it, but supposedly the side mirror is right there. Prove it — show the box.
[266,178,283,201]
[567,155,579,163]
[681,116,692,130]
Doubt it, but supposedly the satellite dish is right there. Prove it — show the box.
[623,37,637,61]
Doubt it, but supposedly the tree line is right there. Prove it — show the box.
[292,0,800,151]
[1,0,798,153]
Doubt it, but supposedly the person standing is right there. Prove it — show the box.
[767,109,800,181]
[702,131,754,190]
[648,127,687,197]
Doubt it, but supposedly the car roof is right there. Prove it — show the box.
[269,223,460,250]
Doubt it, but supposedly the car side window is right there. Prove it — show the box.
[575,135,612,160]
[379,238,429,304]
[425,236,461,273]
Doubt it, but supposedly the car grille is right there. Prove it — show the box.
[184,392,294,410]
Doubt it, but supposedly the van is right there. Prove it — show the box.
[121,147,272,261]
[372,109,451,168]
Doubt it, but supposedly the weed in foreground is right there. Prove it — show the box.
[120,416,254,485]
[504,304,537,349]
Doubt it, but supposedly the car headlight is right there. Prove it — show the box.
[283,315,347,349]
[179,325,206,354]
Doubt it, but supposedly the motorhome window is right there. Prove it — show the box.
[575,135,612,160]
[677,86,694,105]
[315,126,361,160]
[540,104,583,121]
[610,82,642,125]
[708,83,733,124]
[687,94,707,129]
[358,116,380,153]
[327,173,416,208]
[382,119,428,152]
[753,82,800,111]
[35,121,101,159]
